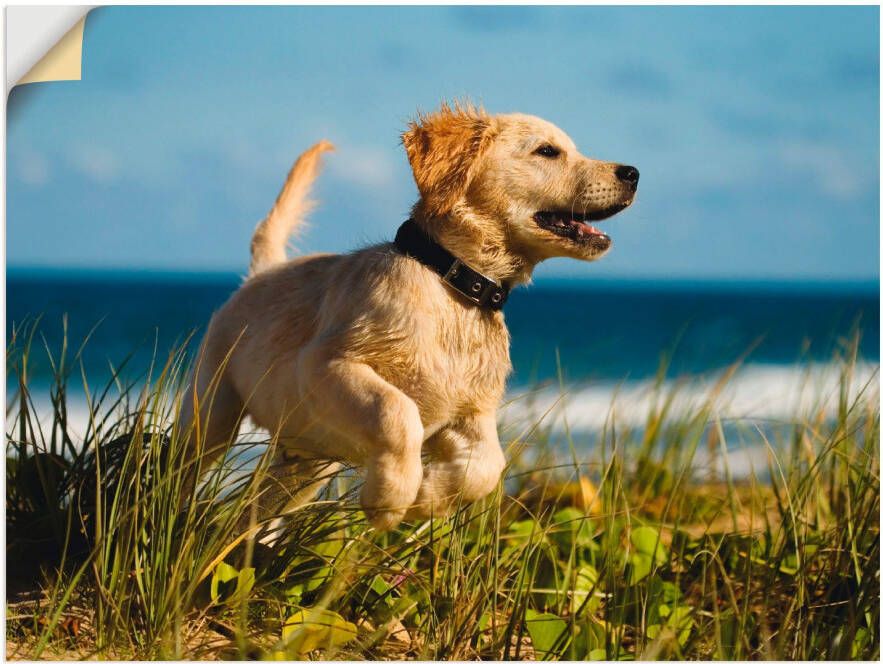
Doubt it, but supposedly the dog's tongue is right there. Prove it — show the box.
[574,220,604,236]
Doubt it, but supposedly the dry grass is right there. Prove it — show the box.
[6,321,879,660]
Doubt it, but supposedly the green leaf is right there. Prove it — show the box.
[669,606,694,646]
[853,627,869,658]
[313,538,345,560]
[284,583,304,604]
[571,617,607,658]
[588,648,608,660]
[628,553,653,585]
[646,606,694,649]
[507,519,542,543]
[209,562,255,604]
[236,567,255,598]
[210,562,239,603]
[370,576,392,596]
[502,519,548,559]
[525,609,569,658]
[659,579,681,604]
[628,527,668,584]
[282,608,357,655]
[573,566,603,614]
[552,507,586,524]
[631,526,668,562]
[574,565,599,591]
[551,508,595,551]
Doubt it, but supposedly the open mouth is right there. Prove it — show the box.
[533,205,626,245]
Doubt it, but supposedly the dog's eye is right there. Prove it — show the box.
[534,144,561,158]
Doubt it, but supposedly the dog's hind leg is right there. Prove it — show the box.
[179,379,243,466]
[240,454,343,544]
[406,413,506,520]
[177,336,246,491]
[298,352,425,531]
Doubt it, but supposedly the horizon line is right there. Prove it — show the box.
[6,265,880,294]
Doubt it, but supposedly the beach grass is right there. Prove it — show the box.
[5,319,880,660]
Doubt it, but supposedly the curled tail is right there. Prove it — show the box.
[249,140,334,276]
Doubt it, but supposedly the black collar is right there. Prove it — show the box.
[393,219,510,311]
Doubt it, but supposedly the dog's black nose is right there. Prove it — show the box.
[615,165,639,186]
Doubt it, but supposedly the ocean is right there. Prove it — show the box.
[6,270,880,472]
[7,270,878,385]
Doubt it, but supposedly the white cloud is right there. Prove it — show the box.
[778,140,867,200]
[327,144,398,189]
[16,149,50,186]
[68,145,120,183]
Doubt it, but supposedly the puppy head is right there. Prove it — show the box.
[403,103,637,267]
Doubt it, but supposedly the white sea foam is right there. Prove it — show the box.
[500,361,879,436]
[7,362,879,480]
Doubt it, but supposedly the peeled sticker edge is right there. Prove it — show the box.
[7,6,94,93]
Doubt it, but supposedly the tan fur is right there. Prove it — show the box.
[249,140,334,276]
[179,104,637,532]
[402,102,497,217]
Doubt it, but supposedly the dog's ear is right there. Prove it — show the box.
[402,102,495,216]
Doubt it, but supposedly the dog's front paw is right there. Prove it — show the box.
[360,448,423,531]
[362,503,409,531]
[361,478,419,531]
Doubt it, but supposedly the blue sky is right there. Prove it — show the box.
[7,6,880,281]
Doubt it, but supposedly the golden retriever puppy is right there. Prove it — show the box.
[179,103,638,531]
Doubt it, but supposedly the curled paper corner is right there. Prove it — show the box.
[17,16,87,87]
[7,6,94,93]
